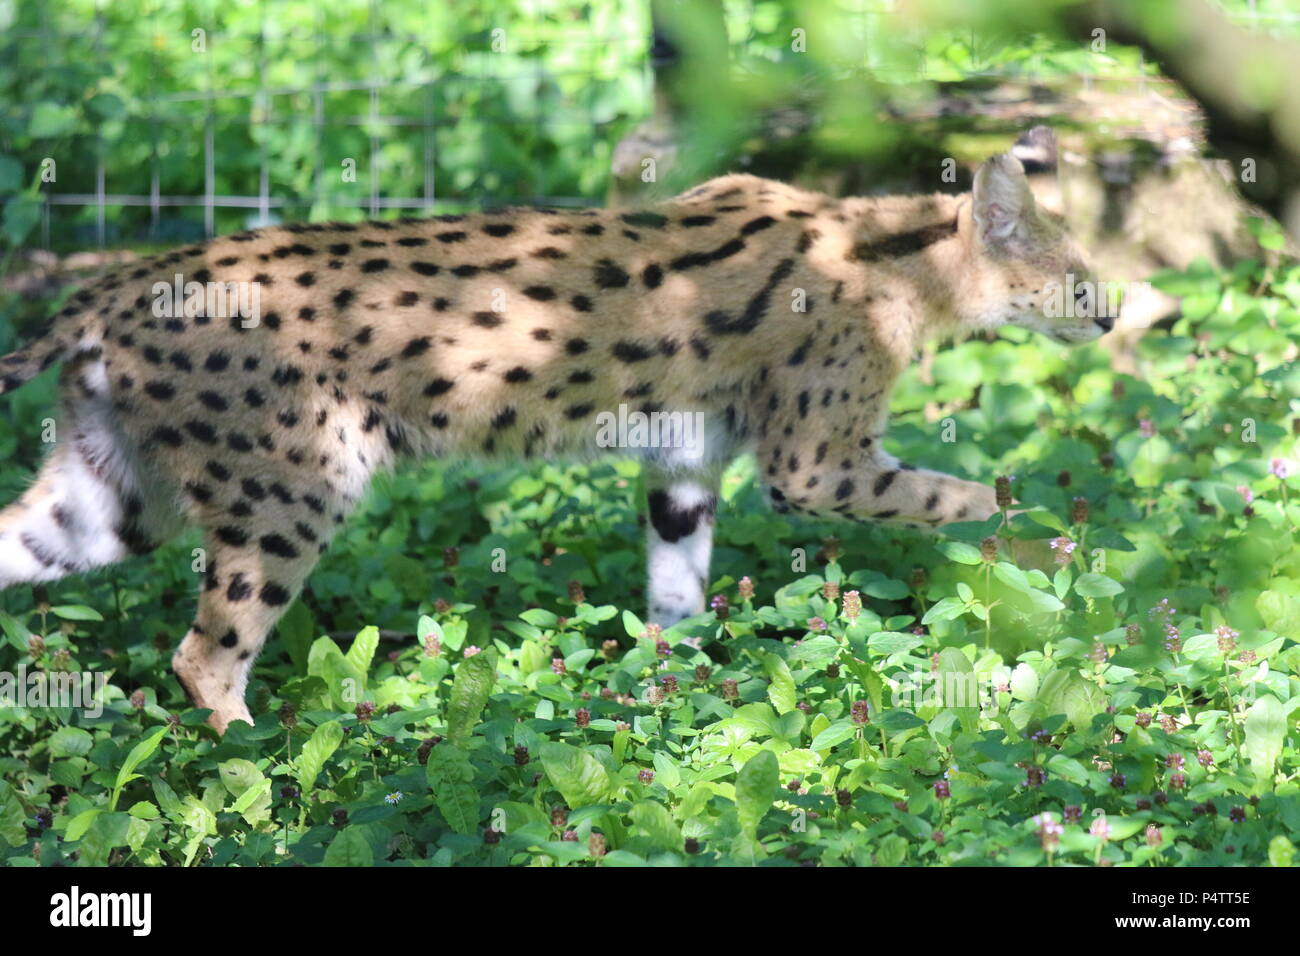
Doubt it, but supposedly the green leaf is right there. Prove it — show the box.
[630,800,682,850]
[735,749,779,837]
[1037,670,1106,734]
[345,625,380,678]
[294,720,343,792]
[323,827,374,866]
[277,600,315,674]
[435,780,481,834]
[1074,573,1123,598]
[1257,591,1300,636]
[48,726,94,758]
[810,719,857,751]
[50,605,104,622]
[935,647,979,732]
[28,102,78,138]
[993,562,1034,594]
[111,726,169,809]
[306,636,364,710]
[876,833,908,866]
[0,781,29,847]
[763,653,797,715]
[622,609,645,638]
[1244,694,1286,786]
[937,541,983,565]
[922,596,967,625]
[539,741,611,808]
[446,647,498,740]
[1009,662,1039,701]
[1268,835,1296,868]
[65,808,102,842]
[0,155,23,192]
[868,631,924,656]
[219,759,271,824]
[652,751,682,791]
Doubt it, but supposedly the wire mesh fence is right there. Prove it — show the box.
[5,0,651,249]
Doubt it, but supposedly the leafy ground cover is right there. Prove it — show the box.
[2,240,1300,866]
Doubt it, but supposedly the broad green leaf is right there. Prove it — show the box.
[868,631,924,656]
[763,653,797,715]
[810,719,857,751]
[540,741,611,808]
[48,726,94,758]
[295,720,343,791]
[112,726,169,809]
[0,781,30,847]
[1037,669,1106,734]
[922,596,967,625]
[323,827,374,866]
[937,541,983,565]
[935,647,979,733]
[1244,694,1286,786]
[435,781,481,834]
[735,749,779,837]
[1268,835,1296,868]
[345,625,380,678]
[50,605,103,622]
[446,647,498,740]
[65,808,102,842]
[622,609,645,637]
[1074,573,1123,598]
[1257,591,1300,636]
[1009,662,1039,701]
[630,800,681,850]
[993,562,1033,594]
[277,600,315,673]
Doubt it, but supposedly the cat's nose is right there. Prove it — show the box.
[1095,315,1114,333]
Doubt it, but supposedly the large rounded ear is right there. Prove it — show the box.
[972,153,1036,245]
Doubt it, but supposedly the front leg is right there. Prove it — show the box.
[768,457,997,527]
[757,419,998,529]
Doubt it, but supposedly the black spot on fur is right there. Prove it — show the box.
[670,237,744,271]
[227,574,252,602]
[850,218,959,262]
[647,489,716,543]
[402,337,432,358]
[259,582,291,606]
[593,259,630,288]
[741,215,777,235]
[703,258,795,336]
[260,534,299,558]
[612,341,653,362]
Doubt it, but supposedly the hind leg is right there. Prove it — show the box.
[173,491,345,733]
[0,440,167,590]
